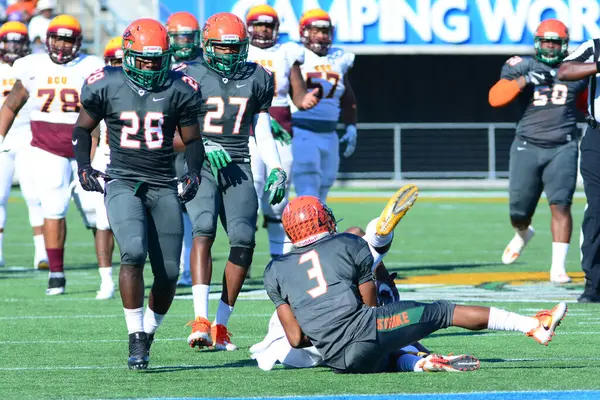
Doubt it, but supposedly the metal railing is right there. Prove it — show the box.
[337,122,588,180]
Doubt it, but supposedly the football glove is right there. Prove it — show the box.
[524,70,554,86]
[340,125,357,157]
[204,138,232,179]
[271,118,292,145]
[77,165,107,193]
[177,170,200,203]
[264,167,287,205]
[376,272,399,306]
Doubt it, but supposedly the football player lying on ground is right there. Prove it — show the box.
[263,185,568,373]
[253,185,474,372]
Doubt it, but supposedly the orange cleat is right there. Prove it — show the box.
[211,324,237,351]
[187,317,212,348]
[526,302,567,346]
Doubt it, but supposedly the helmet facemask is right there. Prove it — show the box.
[168,30,200,61]
[203,37,249,77]
[0,32,29,64]
[534,37,568,66]
[46,33,81,64]
[302,23,333,56]
[123,47,172,91]
[248,21,279,49]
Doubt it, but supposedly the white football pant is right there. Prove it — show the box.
[0,145,44,229]
[249,136,294,255]
[291,127,339,201]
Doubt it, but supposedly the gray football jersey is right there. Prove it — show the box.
[81,67,202,186]
[264,233,376,370]
[177,60,274,160]
[500,56,587,147]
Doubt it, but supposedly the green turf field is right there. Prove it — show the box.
[0,190,598,399]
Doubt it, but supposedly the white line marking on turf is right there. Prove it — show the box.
[0,313,272,320]
[0,357,597,372]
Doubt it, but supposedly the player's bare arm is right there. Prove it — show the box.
[276,303,313,349]
[557,61,598,81]
[0,80,29,138]
[358,280,378,307]
[289,63,319,110]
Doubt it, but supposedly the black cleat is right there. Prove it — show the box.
[128,332,150,370]
[45,277,66,296]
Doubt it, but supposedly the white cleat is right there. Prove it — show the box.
[526,302,568,346]
[502,226,535,264]
[550,272,572,284]
[96,281,115,300]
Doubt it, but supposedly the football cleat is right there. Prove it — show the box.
[526,302,567,346]
[212,324,237,351]
[35,259,49,270]
[45,277,65,296]
[502,226,535,264]
[187,317,212,348]
[550,271,571,284]
[96,281,115,300]
[176,271,192,287]
[419,354,480,372]
[376,184,419,236]
[128,332,150,370]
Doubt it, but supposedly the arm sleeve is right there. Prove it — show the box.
[264,263,287,308]
[564,40,595,63]
[253,112,282,171]
[80,72,107,122]
[12,57,31,93]
[488,79,521,107]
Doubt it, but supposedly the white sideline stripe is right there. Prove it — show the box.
[0,313,272,320]
[0,331,594,346]
[0,356,596,372]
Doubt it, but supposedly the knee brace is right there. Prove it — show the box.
[119,235,146,266]
[229,246,254,269]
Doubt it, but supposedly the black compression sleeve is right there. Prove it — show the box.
[73,125,92,167]
[184,138,205,175]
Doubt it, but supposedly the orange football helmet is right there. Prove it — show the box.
[166,11,201,61]
[0,21,29,65]
[299,9,333,56]
[103,36,123,66]
[534,19,569,65]
[282,196,337,247]
[46,15,82,64]
[246,5,279,49]
[202,12,249,76]
[122,18,172,91]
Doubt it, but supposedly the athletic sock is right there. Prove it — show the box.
[192,284,210,319]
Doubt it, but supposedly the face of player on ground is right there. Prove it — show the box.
[250,23,275,48]
[307,26,331,56]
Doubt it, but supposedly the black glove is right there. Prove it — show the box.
[524,70,554,86]
[177,170,200,203]
[77,165,107,193]
[376,272,399,306]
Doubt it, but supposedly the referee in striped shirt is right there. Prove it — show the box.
[558,38,600,303]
